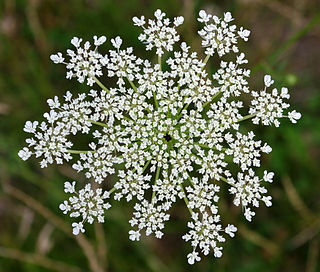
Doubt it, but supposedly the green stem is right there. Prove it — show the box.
[108,187,117,195]
[125,78,152,113]
[127,78,138,92]
[142,160,151,173]
[67,150,95,154]
[89,120,109,128]
[252,12,320,74]
[186,172,194,185]
[158,55,162,70]
[237,113,257,123]
[153,91,159,110]
[180,185,193,215]
[122,115,134,123]
[219,176,230,184]
[153,55,161,110]
[202,91,221,109]
[93,77,110,93]
[176,102,189,121]
[203,54,210,65]
[152,166,161,200]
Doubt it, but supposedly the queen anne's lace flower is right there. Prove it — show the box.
[226,131,272,171]
[50,36,108,86]
[249,75,300,127]
[129,199,170,240]
[19,9,301,264]
[59,182,111,234]
[197,10,249,57]
[133,9,184,56]
[227,169,273,221]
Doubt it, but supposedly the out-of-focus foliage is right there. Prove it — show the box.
[0,0,319,271]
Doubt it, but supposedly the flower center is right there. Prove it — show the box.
[164,133,172,142]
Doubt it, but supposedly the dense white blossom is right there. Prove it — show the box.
[114,170,151,201]
[19,9,301,264]
[225,131,272,171]
[59,182,111,234]
[129,200,170,240]
[182,211,237,264]
[212,57,250,97]
[227,169,273,221]
[50,36,108,86]
[197,10,249,57]
[249,76,301,127]
[133,9,183,56]
[185,177,220,213]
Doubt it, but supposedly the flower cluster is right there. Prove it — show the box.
[197,10,250,57]
[133,9,184,56]
[249,77,301,127]
[129,200,171,240]
[19,9,301,264]
[59,181,111,235]
[50,36,108,86]
[227,169,273,221]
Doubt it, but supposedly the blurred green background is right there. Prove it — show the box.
[0,0,320,271]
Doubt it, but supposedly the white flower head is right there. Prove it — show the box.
[261,143,272,154]
[43,110,58,123]
[23,121,38,133]
[59,182,111,230]
[72,222,85,235]
[47,96,60,109]
[111,36,123,49]
[133,9,183,56]
[187,251,201,265]
[198,10,211,23]
[18,147,32,161]
[263,171,274,183]
[50,52,64,64]
[225,224,237,237]
[264,74,274,87]
[288,110,301,123]
[129,230,141,241]
[19,9,301,265]
[198,11,242,56]
[238,27,250,41]
[224,12,233,23]
[50,36,108,86]
[244,208,255,221]
[132,16,145,27]
[71,37,82,48]
[174,16,184,26]
[64,181,76,193]
[93,35,107,46]
[59,200,71,214]
[154,9,165,20]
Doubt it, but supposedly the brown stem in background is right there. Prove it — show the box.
[36,223,54,255]
[3,183,104,272]
[282,176,315,221]
[0,246,83,272]
[289,218,320,249]
[238,224,279,255]
[25,0,49,56]
[306,239,319,272]
[239,0,305,26]
[17,206,34,243]
[182,0,200,53]
[94,222,108,270]
[283,176,320,249]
